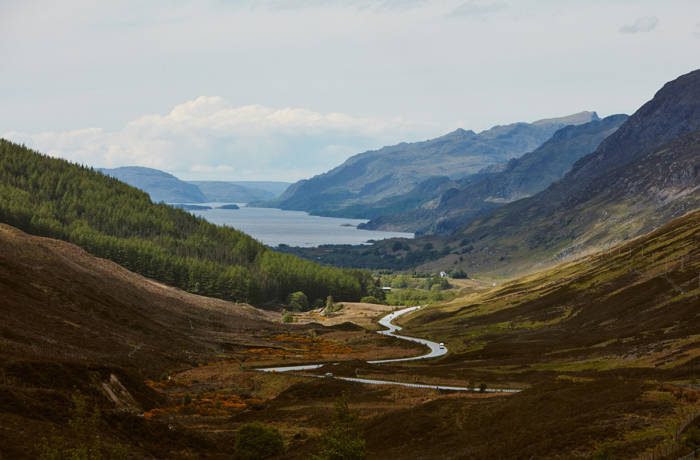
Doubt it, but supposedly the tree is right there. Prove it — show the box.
[0,139,374,307]
[235,423,284,460]
[314,398,366,460]
[287,291,309,311]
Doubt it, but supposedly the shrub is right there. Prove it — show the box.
[314,399,366,460]
[37,393,128,460]
[281,312,295,323]
[287,291,309,311]
[235,423,284,460]
[360,296,382,304]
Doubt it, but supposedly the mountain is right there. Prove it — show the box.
[361,114,628,233]
[98,168,290,204]
[422,69,700,274]
[189,180,290,203]
[99,166,207,203]
[228,180,290,197]
[288,70,700,275]
[269,112,600,218]
[0,139,374,306]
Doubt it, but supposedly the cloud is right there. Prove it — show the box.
[695,23,700,38]
[448,1,507,18]
[619,16,658,34]
[3,97,435,181]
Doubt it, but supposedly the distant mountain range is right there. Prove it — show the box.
[99,166,207,203]
[190,180,290,203]
[285,69,700,276]
[98,166,290,203]
[361,114,628,233]
[267,111,600,218]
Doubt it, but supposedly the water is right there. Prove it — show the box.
[184,204,414,248]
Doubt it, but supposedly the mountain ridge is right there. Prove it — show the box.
[268,111,599,218]
[361,114,627,233]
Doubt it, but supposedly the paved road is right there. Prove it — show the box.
[368,306,447,364]
[257,306,519,393]
[257,306,440,372]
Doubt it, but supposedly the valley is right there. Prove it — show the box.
[1,31,699,459]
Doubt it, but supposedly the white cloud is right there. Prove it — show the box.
[448,1,507,18]
[3,97,436,181]
[619,16,659,34]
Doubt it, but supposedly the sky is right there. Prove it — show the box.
[2,0,699,181]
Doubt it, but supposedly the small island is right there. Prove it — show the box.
[172,204,212,211]
[217,204,240,210]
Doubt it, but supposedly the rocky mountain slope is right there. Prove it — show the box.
[423,69,700,275]
[269,112,599,218]
[362,114,628,233]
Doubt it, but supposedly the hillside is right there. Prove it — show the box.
[0,139,376,306]
[99,166,207,203]
[348,210,700,459]
[362,114,628,233]
[270,111,599,218]
[405,209,700,366]
[0,223,281,457]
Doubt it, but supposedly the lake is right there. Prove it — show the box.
[186,204,414,247]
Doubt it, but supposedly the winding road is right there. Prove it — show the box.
[257,306,518,393]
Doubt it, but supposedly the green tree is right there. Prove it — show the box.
[314,398,366,460]
[287,291,309,311]
[0,139,374,307]
[235,423,284,460]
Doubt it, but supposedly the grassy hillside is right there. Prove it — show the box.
[405,209,700,369]
[0,223,283,458]
[0,139,377,306]
[337,210,699,459]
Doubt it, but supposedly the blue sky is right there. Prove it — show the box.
[2,0,699,181]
